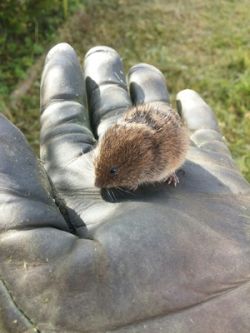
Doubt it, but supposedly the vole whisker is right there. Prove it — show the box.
[107,189,113,202]
[110,188,117,202]
[105,188,116,202]
[117,187,135,196]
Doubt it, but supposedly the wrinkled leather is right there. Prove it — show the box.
[0,43,250,333]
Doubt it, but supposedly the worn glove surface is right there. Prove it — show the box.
[0,43,250,333]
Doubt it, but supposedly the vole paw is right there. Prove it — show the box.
[165,173,179,187]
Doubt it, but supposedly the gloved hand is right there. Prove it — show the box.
[0,43,250,333]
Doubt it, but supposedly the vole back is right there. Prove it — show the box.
[94,103,189,190]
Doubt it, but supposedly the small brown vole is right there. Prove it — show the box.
[94,103,189,190]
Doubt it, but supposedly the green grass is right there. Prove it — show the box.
[1,0,250,180]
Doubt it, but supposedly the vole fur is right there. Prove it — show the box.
[94,103,189,190]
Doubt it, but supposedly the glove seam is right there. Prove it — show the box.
[0,277,41,333]
[41,96,83,114]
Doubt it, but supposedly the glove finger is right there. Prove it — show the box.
[176,90,250,191]
[176,89,230,153]
[0,114,70,233]
[84,46,132,137]
[128,63,170,105]
[40,43,95,170]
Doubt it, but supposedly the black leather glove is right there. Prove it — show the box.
[1,43,250,333]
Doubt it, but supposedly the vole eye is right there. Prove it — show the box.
[110,166,118,176]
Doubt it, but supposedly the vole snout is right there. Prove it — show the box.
[94,178,102,188]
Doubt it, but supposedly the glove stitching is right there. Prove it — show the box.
[0,277,41,333]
